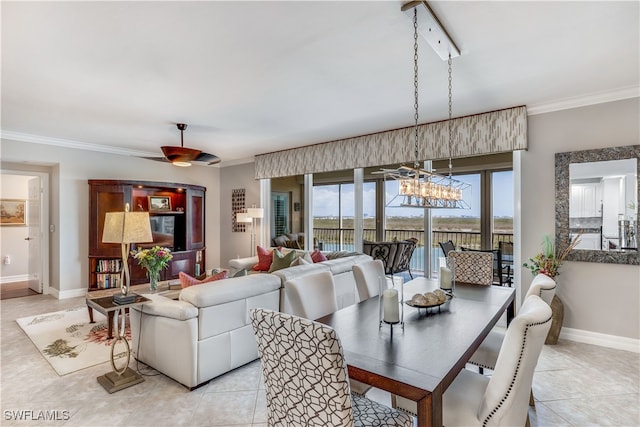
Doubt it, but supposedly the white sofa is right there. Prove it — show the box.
[228,251,373,313]
[129,273,280,389]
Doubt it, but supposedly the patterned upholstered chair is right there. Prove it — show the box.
[352,259,385,302]
[250,308,413,427]
[448,250,494,286]
[393,295,552,426]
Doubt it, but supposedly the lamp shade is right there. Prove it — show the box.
[102,206,153,244]
[247,207,264,219]
[236,212,252,223]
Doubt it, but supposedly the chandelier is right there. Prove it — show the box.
[385,4,470,209]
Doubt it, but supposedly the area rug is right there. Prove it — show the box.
[16,306,131,376]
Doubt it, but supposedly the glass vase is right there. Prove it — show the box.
[149,271,160,292]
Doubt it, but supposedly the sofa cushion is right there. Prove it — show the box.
[268,249,297,273]
[311,249,328,263]
[133,294,199,320]
[179,270,228,288]
[253,246,275,271]
[179,274,282,308]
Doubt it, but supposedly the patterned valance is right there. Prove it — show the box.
[255,106,527,179]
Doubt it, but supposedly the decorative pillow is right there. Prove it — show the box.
[311,249,328,263]
[269,249,298,273]
[289,251,313,267]
[253,246,275,271]
[179,270,227,288]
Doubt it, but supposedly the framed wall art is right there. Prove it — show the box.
[148,196,172,212]
[0,199,27,226]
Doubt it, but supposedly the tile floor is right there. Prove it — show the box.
[1,294,638,426]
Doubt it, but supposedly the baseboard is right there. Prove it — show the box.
[560,327,640,353]
[0,274,29,284]
[53,288,87,300]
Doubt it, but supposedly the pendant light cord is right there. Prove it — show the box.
[448,54,453,178]
[413,8,420,169]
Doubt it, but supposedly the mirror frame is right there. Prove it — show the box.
[555,145,639,265]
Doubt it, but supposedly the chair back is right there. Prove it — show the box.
[362,240,397,275]
[250,308,354,426]
[352,259,385,301]
[392,238,418,275]
[478,295,552,426]
[285,271,338,320]
[461,247,506,286]
[439,240,456,256]
[525,273,557,305]
[448,250,494,286]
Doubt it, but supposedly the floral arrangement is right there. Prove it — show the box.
[131,246,173,284]
[523,233,582,278]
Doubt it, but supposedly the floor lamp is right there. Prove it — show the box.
[237,212,253,256]
[102,203,152,304]
[247,206,264,256]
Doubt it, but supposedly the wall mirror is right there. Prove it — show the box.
[556,145,639,265]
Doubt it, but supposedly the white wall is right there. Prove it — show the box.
[219,163,261,266]
[523,98,640,340]
[0,174,31,281]
[1,139,221,297]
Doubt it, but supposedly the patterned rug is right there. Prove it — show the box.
[16,306,131,376]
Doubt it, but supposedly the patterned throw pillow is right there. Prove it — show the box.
[311,249,328,263]
[179,270,228,288]
[268,249,298,273]
[253,246,275,271]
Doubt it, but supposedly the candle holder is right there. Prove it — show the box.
[379,275,404,337]
[439,256,455,295]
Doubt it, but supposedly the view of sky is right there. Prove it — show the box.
[312,171,514,218]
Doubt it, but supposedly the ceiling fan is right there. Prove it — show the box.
[146,123,221,167]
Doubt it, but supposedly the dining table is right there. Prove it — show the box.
[317,277,515,427]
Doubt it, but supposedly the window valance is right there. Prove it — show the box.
[255,106,527,179]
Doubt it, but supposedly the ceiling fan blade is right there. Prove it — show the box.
[195,152,221,165]
[141,156,171,163]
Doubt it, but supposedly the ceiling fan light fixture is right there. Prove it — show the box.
[144,123,222,167]
[172,161,192,167]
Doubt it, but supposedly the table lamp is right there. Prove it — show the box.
[102,203,153,304]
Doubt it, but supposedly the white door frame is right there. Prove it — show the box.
[0,168,50,295]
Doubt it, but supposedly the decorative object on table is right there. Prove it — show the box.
[406,289,452,315]
[379,6,470,210]
[16,306,130,376]
[438,256,455,293]
[379,275,404,337]
[102,203,153,304]
[0,199,27,226]
[231,188,246,232]
[523,233,581,344]
[131,245,173,291]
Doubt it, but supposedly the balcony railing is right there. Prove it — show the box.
[313,227,513,274]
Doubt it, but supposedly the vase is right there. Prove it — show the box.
[149,271,160,292]
[545,294,564,345]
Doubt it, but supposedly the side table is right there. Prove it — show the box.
[86,294,149,393]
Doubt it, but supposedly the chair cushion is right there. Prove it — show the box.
[268,249,297,272]
[179,270,227,288]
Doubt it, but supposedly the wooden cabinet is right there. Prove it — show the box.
[88,180,206,291]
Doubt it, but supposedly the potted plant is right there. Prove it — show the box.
[131,246,173,291]
[523,233,581,344]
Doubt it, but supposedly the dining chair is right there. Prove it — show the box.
[393,295,552,426]
[498,241,514,286]
[448,250,494,286]
[250,308,413,427]
[461,247,507,286]
[285,270,371,396]
[352,259,385,302]
[439,240,456,257]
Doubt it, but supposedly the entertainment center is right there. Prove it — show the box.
[88,179,206,292]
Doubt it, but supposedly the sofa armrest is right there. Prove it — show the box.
[131,294,198,321]
[179,274,281,308]
[228,256,259,275]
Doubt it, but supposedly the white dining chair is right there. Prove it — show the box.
[393,295,552,426]
[250,308,413,427]
[285,270,371,396]
[352,259,386,302]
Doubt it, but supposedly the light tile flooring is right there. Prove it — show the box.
[1,294,638,426]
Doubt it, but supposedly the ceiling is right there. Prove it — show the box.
[2,1,638,166]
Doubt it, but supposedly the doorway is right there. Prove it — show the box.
[0,169,49,299]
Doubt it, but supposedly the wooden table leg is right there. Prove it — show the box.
[416,392,441,427]
[107,312,114,339]
[87,306,94,323]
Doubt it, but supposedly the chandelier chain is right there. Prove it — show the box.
[447,54,453,177]
[413,8,419,167]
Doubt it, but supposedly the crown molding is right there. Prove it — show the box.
[0,130,158,158]
[527,85,639,116]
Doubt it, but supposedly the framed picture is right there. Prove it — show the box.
[0,199,27,226]
[148,196,172,212]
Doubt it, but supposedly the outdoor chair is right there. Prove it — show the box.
[439,240,456,257]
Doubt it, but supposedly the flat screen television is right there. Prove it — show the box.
[139,215,175,250]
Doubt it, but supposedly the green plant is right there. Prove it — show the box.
[131,246,173,280]
[523,233,581,278]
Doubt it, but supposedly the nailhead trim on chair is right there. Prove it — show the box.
[537,284,556,298]
[481,315,552,427]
